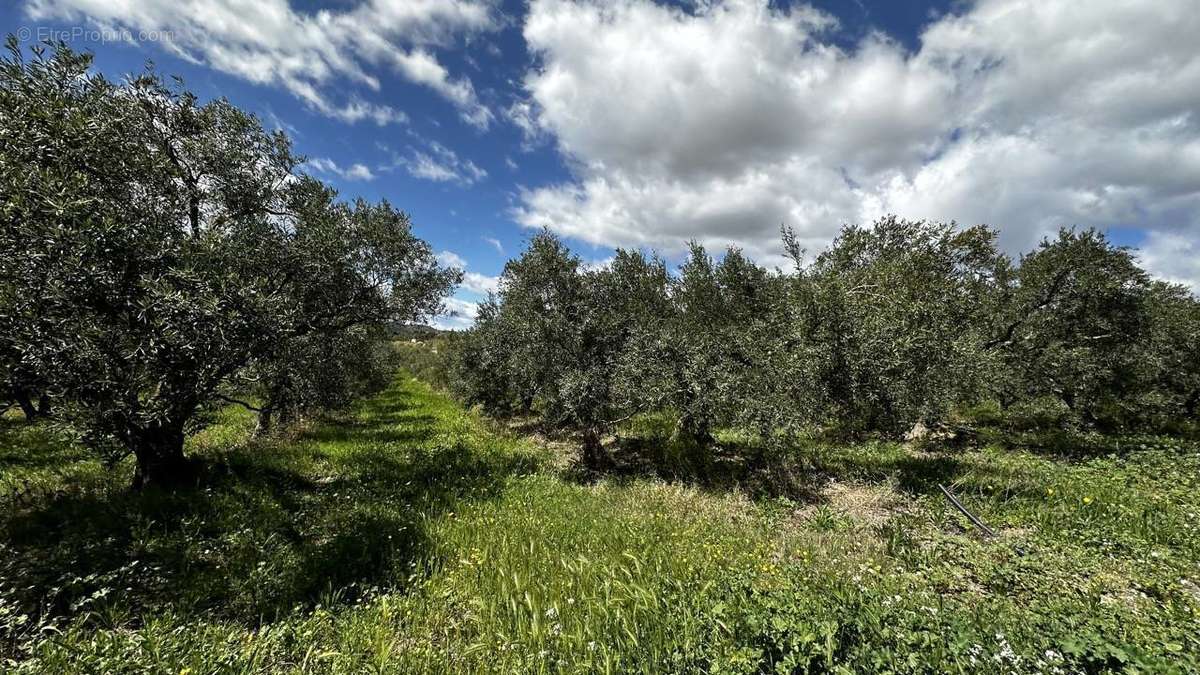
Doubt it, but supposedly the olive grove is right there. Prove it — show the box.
[455,221,1200,469]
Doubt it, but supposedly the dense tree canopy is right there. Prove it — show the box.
[0,41,457,488]
[989,229,1155,427]
[456,220,1200,467]
[792,218,1009,433]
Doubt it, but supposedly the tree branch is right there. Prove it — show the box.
[984,267,1072,350]
[215,394,265,413]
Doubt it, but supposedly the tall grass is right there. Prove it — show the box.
[2,375,1198,673]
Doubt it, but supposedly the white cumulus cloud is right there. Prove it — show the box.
[514,0,1200,287]
[436,250,469,269]
[433,296,480,331]
[437,251,500,295]
[1138,232,1200,293]
[462,272,500,295]
[304,157,376,181]
[25,0,497,128]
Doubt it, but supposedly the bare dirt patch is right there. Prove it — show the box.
[794,480,914,528]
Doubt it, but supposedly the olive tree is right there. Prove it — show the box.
[989,229,1152,428]
[660,244,777,448]
[1130,281,1200,427]
[240,327,395,435]
[0,340,51,422]
[454,232,598,462]
[454,233,671,469]
[567,249,671,467]
[474,231,585,421]
[0,41,455,488]
[790,217,1008,435]
[451,295,520,414]
[452,217,1199,458]
[232,181,452,434]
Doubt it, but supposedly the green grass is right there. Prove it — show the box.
[2,375,1199,673]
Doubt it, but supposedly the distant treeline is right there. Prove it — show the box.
[453,221,1200,468]
[390,323,449,341]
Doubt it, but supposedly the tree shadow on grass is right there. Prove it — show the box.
[575,431,1023,506]
[302,388,441,447]
[0,386,535,642]
[568,434,832,503]
[303,416,438,446]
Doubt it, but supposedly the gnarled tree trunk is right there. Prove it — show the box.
[277,404,296,429]
[1186,390,1199,418]
[670,412,714,476]
[581,426,609,471]
[12,389,38,423]
[130,420,192,490]
[254,407,274,437]
[670,411,713,448]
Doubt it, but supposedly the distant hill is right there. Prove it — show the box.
[389,323,450,340]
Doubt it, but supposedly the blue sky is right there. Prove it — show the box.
[6,0,1200,326]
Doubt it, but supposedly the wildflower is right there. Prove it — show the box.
[545,607,558,620]
[1083,496,1094,505]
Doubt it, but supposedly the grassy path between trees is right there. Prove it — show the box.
[2,374,1199,673]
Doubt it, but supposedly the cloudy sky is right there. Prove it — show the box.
[8,0,1199,326]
